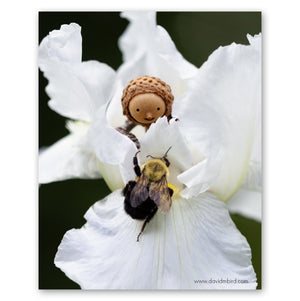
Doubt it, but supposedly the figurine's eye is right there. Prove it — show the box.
[157,107,160,111]
[136,108,140,112]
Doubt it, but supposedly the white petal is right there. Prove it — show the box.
[227,188,262,221]
[39,23,116,121]
[242,160,262,192]
[40,60,116,122]
[118,12,197,98]
[105,79,128,127]
[227,160,262,221]
[246,35,262,187]
[174,34,262,201]
[98,162,124,192]
[39,23,82,64]
[39,122,101,183]
[140,118,193,170]
[70,61,117,115]
[90,104,137,165]
[247,33,262,51]
[55,190,257,289]
[90,103,141,188]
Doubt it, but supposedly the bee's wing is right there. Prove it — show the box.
[149,176,172,213]
[130,171,149,207]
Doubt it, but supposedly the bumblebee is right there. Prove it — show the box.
[123,147,173,242]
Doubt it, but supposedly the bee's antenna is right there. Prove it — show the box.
[146,147,172,160]
[163,146,172,158]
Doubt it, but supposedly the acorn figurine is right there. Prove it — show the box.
[116,76,174,149]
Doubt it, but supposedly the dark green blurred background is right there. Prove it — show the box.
[39,11,261,289]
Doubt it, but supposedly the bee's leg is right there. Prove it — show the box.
[168,187,174,197]
[137,207,158,242]
[133,151,141,177]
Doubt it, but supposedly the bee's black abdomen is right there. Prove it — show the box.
[124,195,157,220]
[123,180,157,220]
[122,181,136,196]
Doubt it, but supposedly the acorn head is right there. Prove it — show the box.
[121,76,174,126]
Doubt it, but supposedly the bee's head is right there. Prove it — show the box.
[146,146,172,167]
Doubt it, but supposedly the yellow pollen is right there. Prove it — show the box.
[168,183,181,199]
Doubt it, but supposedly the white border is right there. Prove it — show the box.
[1,0,300,300]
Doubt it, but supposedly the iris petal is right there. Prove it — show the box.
[55,190,257,289]
[175,35,261,201]
[118,11,197,98]
[39,122,101,183]
[39,23,116,121]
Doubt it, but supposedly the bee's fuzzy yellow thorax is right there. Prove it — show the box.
[141,159,169,182]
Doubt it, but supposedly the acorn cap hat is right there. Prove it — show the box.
[121,75,174,124]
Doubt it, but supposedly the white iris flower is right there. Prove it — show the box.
[39,12,261,289]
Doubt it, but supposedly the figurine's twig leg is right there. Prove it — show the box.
[116,120,140,149]
[122,120,136,132]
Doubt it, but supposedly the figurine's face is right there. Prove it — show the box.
[128,93,166,125]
